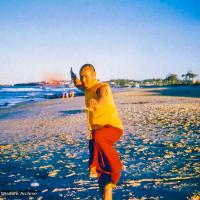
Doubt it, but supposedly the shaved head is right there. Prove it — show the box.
[79,64,96,76]
[79,64,97,89]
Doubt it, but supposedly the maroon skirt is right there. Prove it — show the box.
[89,125,123,185]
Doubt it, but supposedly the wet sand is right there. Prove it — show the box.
[0,87,200,199]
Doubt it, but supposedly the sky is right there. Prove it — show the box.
[0,0,200,84]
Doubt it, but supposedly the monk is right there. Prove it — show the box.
[70,64,123,200]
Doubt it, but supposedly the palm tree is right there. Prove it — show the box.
[186,71,197,82]
[182,71,198,83]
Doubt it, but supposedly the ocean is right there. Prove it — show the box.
[0,86,84,109]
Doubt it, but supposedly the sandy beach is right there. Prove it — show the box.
[0,87,200,199]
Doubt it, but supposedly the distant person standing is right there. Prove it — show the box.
[70,64,123,200]
[69,90,75,98]
[62,91,69,98]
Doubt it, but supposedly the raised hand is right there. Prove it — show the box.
[70,67,77,80]
[70,67,84,91]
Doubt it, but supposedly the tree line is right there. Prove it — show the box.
[109,70,199,87]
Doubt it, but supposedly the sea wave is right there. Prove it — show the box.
[0,87,44,92]
[0,86,83,109]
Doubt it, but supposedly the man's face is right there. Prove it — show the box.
[80,67,96,89]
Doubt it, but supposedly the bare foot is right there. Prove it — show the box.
[104,183,116,200]
[105,183,116,189]
[89,167,98,178]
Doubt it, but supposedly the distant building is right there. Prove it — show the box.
[142,82,154,86]
[135,83,140,88]
[42,80,70,86]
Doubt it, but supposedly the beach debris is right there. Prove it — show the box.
[48,170,60,177]
[65,172,76,178]
[8,174,15,177]
[32,160,40,164]
[41,189,48,193]
[164,151,174,159]
[39,165,53,169]
[74,180,92,186]
[14,179,30,183]
[126,180,141,187]
[31,182,39,187]
[57,160,65,164]
[0,144,13,152]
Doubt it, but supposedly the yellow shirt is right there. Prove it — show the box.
[85,82,123,131]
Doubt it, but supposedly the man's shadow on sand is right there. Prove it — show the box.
[59,109,85,116]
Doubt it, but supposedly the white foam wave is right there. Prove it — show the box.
[1,88,43,92]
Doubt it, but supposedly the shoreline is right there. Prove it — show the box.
[0,85,199,110]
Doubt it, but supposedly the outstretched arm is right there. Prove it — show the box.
[87,85,108,139]
[70,67,84,91]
